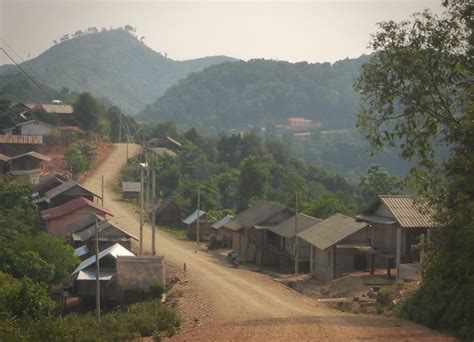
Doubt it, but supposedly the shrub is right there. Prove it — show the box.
[149,282,167,299]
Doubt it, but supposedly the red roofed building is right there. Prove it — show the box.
[41,197,113,236]
[288,117,312,126]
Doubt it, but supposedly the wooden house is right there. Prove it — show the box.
[269,213,321,273]
[149,136,181,152]
[7,151,51,184]
[152,199,181,227]
[0,153,9,174]
[116,255,166,302]
[32,172,68,198]
[70,243,134,301]
[121,181,140,200]
[211,215,234,247]
[41,197,113,236]
[0,135,43,155]
[356,195,435,278]
[16,120,54,136]
[41,104,75,126]
[182,210,211,240]
[38,179,99,208]
[297,213,370,282]
[223,202,293,267]
[66,214,138,252]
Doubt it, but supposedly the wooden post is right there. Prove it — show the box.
[126,125,129,162]
[396,226,402,281]
[101,175,104,206]
[196,188,200,245]
[294,192,299,274]
[118,109,122,143]
[370,254,375,275]
[332,245,337,280]
[95,218,101,321]
[139,167,144,256]
[309,245,314,275]
[151,169,156,256]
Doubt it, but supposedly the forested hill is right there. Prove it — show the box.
[0,29,235,113]
[139,55,370,132]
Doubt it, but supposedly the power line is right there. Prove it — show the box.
[0,47,53,101]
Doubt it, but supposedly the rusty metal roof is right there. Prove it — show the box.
[379,195,435,228]
[297,213,367,251]
[41,197,113,221]
[0,135,43,144]
[270,213,321,238]
[41,104,74,114]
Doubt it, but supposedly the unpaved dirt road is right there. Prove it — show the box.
[82,144,453,341]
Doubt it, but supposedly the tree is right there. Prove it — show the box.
[73,92,104,130]
[354,1,473,338]
[64,145,88,174]
[358,165,402,206]
[238,155,269,210]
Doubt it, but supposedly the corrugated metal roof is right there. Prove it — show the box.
[270,213,322,238]
[77,268,115,281]
[0,135,43,144]
[16,119,54,128]
[356,214,397,225]
[122,181,141,192]
[72,219,138,241]
[211,215,234,230]
[149,147,178,157]
[45,179,97,200]
[224,201,288,231]
[166,136,181,147]
[9,151,51,162]
[74,245,89,257]
[41,104,74,114]
[72,243,134,275]
[363,195,435,228]
[41,197,113,221]
[183,210,206,225]
[297,213,367,251]
[0,153,9,162]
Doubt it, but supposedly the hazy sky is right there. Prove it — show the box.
[0,0,444,66]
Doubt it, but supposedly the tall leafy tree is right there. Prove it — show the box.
[73,92,104,130]
[238,155,269,210]
[354,0,473,338]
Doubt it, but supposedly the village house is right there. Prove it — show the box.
[211,214,234,247]
[121,181,141,200]
[269,213,321,273]
[183,210,211,240]
[297,213,370,282]
[149,147,178,158]
[287,117,312,126]
[356,195,435,279]
[32,172,69,199]
[66,214,138,252]
[152,199,181,227]
[14,119,55,136]
[7,151,51,184]
[37,179,100,208]
[40,197,113,236]
[69,243,134,301]
[116,255,166,302]
[0,135,43,155]
[223,202,294,267]
[40,104,75,126]
[149,136,182,152]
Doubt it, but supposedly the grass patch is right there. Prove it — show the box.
[160,225,187,239]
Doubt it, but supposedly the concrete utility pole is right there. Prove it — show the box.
[95,218,101,321]
[118,110,122,143]
[151,168,156,256]
[196,188,201,245]
[139,166,144,256]
[126,124,129,162]
[101,175,104,206]
[294,191,299,274]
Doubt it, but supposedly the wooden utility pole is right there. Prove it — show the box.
[196,188,201,245]
[126,124,129,162]
[101,175,104,206]
[294,191,299,274]
[118,109,122,143]
[151,168,156,256]
[396,226,402,281]
[139,166,144,256]
[95,218,101,321]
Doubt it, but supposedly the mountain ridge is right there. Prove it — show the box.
[0,29,236,113]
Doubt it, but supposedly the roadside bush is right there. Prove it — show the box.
[150,282,167,299]
[376,287,396,308]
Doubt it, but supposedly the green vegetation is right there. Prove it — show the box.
[0,299,180,341]
[0,29,235,113]
[124,122,403,220]
[139,55,369,131]
[354,0,473,338]
[63,143,97,174]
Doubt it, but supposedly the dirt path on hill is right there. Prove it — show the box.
[81,143,453,341]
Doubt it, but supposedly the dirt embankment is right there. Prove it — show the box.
[82,143,454,341]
